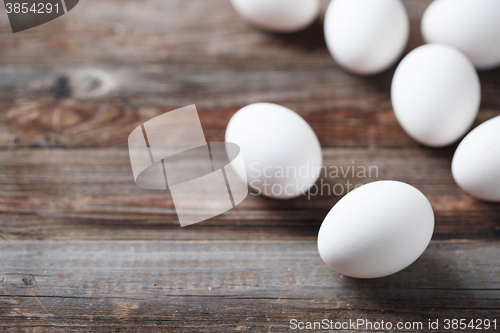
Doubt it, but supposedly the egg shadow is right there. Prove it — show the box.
[251,0,330,52]
[260,17,328,53]
[332,243,486,320]
[329,0,431,98]
[477,67,500,110]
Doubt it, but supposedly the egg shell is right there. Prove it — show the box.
[230,0,320,33]
[421,0,500,71]
[452,116,500,202]
[324,0,409,75]
[391,44,481,147]
[225,103,322,199]
[317,180,435,279]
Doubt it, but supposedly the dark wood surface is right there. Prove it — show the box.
[0,0,499,331]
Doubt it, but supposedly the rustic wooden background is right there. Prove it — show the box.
[0,0,499,332]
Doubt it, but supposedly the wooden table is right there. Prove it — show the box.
[0,0,499,331]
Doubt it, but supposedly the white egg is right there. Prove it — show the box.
[317,181,434,279]
[452,116,500,202]
[422,0,500,71]
[391,44,481,147]
[230,0,320,33]
[324,0,410,75]
[225,103,322,199]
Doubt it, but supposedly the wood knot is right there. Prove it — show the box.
[31,68,118,100]
[50,75,72,99]
[67,68,118,100]
[22,274,36,287]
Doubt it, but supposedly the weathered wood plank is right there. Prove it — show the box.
[0,148,498,241]
[0,0,429,65]
[0,0,499,331]
[0,64,498,149]
[0,241,498,332]
[0,0,498,149]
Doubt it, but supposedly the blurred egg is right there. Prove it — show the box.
[324,0,410,75]
[391,44,481,147]
[422,0,500,70]
[452,116,500,202]
[230,0,320,33]
[225,103,322,199]
[317,181,434,279]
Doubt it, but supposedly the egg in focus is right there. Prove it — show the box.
[452,116,500,202]
[317,180,435,279]
[225,103,322,199]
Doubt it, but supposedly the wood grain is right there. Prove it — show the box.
[0,148,498,242]
[0,0,499,331]
[0,0,427,64]
[0,241,498,332]
[0,59,498,149]
[0,0,498,149]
